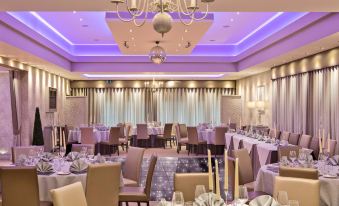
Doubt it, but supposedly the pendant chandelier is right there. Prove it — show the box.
[110,0,215,36]
[149,41,166,64]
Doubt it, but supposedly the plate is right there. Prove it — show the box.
[323,174,337,178]
[57,171,71,175]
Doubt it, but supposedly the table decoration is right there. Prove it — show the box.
[208,149,213,192]
[66,151,80,161]
[194,193,225,206]
[70,159,88,174]
[248,195,279,206]
[41,152,55,162]
[36,161,54,175]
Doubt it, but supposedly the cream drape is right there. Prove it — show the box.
[272,66,339,152]
[72,87,235,126]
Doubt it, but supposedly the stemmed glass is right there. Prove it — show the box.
[298,152,307,166]
[59,147,66,158]
[80,147,88,158]
[237,186,248,206]
[194,185,206,200]
[277,191,289,205]
[172,191,184,206]
[289,151,297,163]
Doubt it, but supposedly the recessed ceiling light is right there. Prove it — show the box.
[185,29,188,33]
[82,24,88,27]
[73,11,77,14]
[230,18,234,22]
[210,40,216,42]
[223,25,230,28]
[93,39,99,42]
[79,18,83,21]
[236,12,240,15]
[131,37,135,40]
[129,29,133,33]
[178,43,181,47]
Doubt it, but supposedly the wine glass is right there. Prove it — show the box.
[80,147,88,158]
[172,191,184,206]
[59,147,66,158]
[288,200,300,206]
[277,191,289,205]
[195,185,206,199]
[237,186,248,205]
[289,151,297,163]
[298,152,307,166]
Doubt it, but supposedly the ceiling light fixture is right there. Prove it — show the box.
[110,0,215,37]
[149,41,166,64]
[83,74,225,78]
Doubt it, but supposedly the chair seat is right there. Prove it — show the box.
[179,138,188,144]
[243,181,255,191]
[119,187,147,202]
[123,178,138,187]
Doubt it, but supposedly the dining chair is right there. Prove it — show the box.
[232,149,255,191]
[72,144,95,155]
[137,124,151,148]
[280,131,290,142]
[229,123,237,130]
[11,146,44,164]
[278,145,301,161]
[268,129,281,139]
[86,163,121,206]
[273,176,320,206]
[212,127,227,155]
[123,146,146,187]
[298,134,312,148]
[156,123,173,148]
[309,137,320,159]
[50,182,87,206]
[279,166,318,180]
[174,173,209,202]
[288,133,300,145]
[121,124,131,152]
[80,127,96,144]
[101,127,121,156]
[0,166,51,206]
[187,126,207,155]
[171,123,178,146]
[119,155,158,206]
[176,124,188,153]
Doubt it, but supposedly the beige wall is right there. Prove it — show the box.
[237,70,272,127]
[0,71,14,155]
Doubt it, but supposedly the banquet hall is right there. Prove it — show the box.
[0,1,339,206]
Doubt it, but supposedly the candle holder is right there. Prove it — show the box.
[224,189,231,205]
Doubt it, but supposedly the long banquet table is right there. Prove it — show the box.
[255,164,339,206]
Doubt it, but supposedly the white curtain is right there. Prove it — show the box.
[156,88,235,126]
[72,87,235,126]
[272,66,339,152]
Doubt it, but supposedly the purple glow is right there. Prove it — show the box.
[83,73,225,78]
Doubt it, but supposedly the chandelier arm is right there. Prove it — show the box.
[133,3,149,27]
[190,4,209,21]
[125,0,148,18]
[178,10,195,26]
[176,0,196,16]
[115,3,135,22]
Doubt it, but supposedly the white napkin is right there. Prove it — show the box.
[66,152,80,161]
[94,154,106,163]
[41,152,55,162]
[36,162,54,174]
[194,193,225,206]
[329,155,339,166]
[70,159,88,173]
[249,195,280,206]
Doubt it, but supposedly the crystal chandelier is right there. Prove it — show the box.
[110,0,215,36]
[149,41,166,64]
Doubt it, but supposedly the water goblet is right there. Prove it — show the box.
[194,185,206,200]
[172,191,184,206]
[289,151,297,163]
[237,186,248,206]
[277,191,289,205]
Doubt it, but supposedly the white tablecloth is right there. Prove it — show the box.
[131,127,164,136]
[255,164,339,206]
[198,129,215,144]
[68,130,110,143]
[38,161,123,201]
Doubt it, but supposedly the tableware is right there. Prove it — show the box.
[237,186,248,205]
[277,191,289,205]
[172,191,184,206]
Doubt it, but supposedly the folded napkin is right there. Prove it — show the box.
[93,154,106,163]
[249,195,280,206]
[66,152,80,161]
[194,193,225,206]
[41,152,55,162]
[329,155,339,166]
[70,159,88,173]
[36,162,54,174]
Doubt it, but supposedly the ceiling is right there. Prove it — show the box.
[0,1,339,80]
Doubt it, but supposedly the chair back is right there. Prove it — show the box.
[51,182,87,206]
[163,123,173,139]
[80,127,95,144]
[232,149,254,184]
[269,129,281,139]
[86,163,121,206]
[11,146,44,164]
[273,176,320,206]
[187,127,199,145]
[175,124,181,140]
[174,173,209,202]
[72,144,95,155]
[179,124,188,138]
[309,137,320,158]
[144,155,158,199]
[280,131,290,142]
[298,134,311,148]
[229,123,237,130]
[278,145,301,161]
[329,139,337,157]
[288,133,300,145]
[0,167,40,206]
[123,147,145,185]
[137,124,149,140]
[109,127,121,145]
[279,166,318,180]
[214,127,227,145]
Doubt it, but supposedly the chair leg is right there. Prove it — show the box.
[117,145,120,156]
[126,143,129,152]
[147,201,149,206]
[126,202,129,206]
[137,202,141,206]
